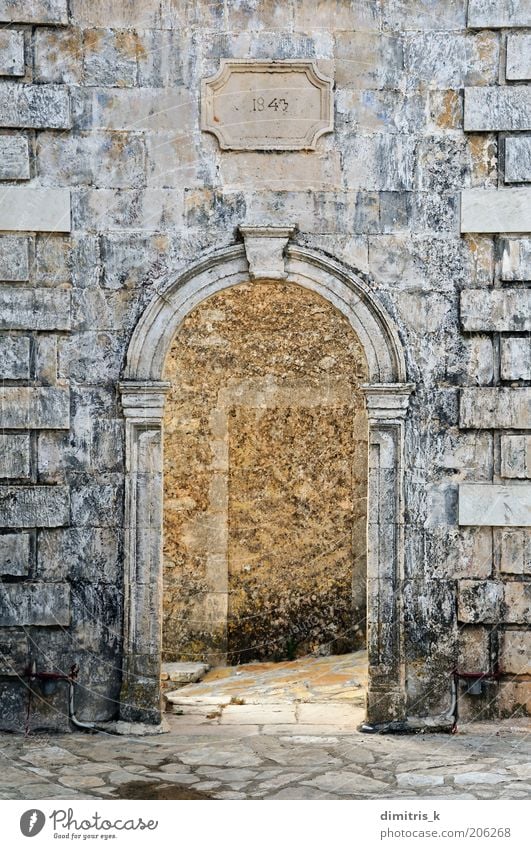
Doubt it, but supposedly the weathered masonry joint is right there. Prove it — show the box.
[0,0,530,733]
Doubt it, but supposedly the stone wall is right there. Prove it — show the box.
[162,282,368,665]
[0,0,529,730]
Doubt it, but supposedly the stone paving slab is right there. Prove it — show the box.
[0,716,529,801]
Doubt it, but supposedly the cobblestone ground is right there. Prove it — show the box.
[0,715,529,801]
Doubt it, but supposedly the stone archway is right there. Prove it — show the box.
[118,228,413,726]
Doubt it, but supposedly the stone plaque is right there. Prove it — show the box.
[201,60,333,151]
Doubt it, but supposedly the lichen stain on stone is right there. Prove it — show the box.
[162,281,369,664]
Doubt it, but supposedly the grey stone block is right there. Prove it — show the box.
[460,388,531,429]
[70,481,123,528]
[468,0,531,28]
[500,630,531,675]
[0,582,71,626]
[0,387,70,429]
[0,30,24,76]
[0,335,30,379]
[0,288,70,330]
[405,32,498,89]
[460,289,531,331]
[501,238,531,281]
[335,32,404,90]
[458,580,503,624]
[0,1,68,24]
[459,484,531,527]
[383,0,467,31]
[83,28,138,87]
[0,434,30,478]
[0,187,71,232]
[504,137,531,183]
[72,188,182,232]
[0,83,70,128]
[0,136,30,180]
[461,189,531,234]
[496,528,531,574]
[501,435,531,479]
[0,486,70,528]
[0,533,30,576]
[37,527,121,583]
[0,629,28,673]
[507,34,531,81]
[464,87,531,132]
[501,337,531,381]
[0,235,29,280]
[37,131,146,189]
[34,26,83,85]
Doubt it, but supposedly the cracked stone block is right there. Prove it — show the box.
[0,30,24,76]
[0,434,30,478]
[0,533,30,576]
[0,581,71,626]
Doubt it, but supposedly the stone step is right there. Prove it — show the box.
[160,662,209,691]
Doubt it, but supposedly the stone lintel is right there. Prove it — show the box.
[240,225,297,281]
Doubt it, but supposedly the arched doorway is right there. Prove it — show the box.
[161,281,369,669]
[118,229,413,727]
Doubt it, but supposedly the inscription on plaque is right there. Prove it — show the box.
[201,60,334,151]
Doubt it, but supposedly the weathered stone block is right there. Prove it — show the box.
[0,30,24,76]
[504,137,531,183]
[507,34,531,81]
[70,481,123,528]
[0,387,70,429]
[0,188,70,232]
[70,0,161,27]
[501,435,531,479]
[34,234,71,285]
[383,0,467,30]
[458,580,503,624]
[0,288,70,330]
[38,131,146,189]
[496,680,531,717]
[0,582,70,626]
[501,338,531,382]
[72,188,181,232]
[496,528,531,574]
[34,27,83,85]
[0,486,69,528]
[342,135,413,191]
[464,87,531,132]
[0,336,30,380]
[84,86,196,133]
[0,83,70,128]
[426,526,493,580]
[35,335,58,385]
[0,533,30,576]
[460,289,531,331]
[58,331,125,383]
[37,527,120,583]
[499,630,531,675]
[501,238,531,281]
[0,235,29,280]
[406,32,498,89]
[468,0,531,28]
[83,28,139,87]
[0,629,27,673]
[0,136,29,180]
[0,1,68,24]
[503,582,531,624]
[335,32,404,90]
[0,434,30,478]
[460,388,531,430]
[458,626,490,670]
[459,484,531,527]
[461,189,531,233]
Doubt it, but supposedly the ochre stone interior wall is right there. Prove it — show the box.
[162,281,368,665]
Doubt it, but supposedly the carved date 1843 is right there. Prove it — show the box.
[252,96,289,113]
